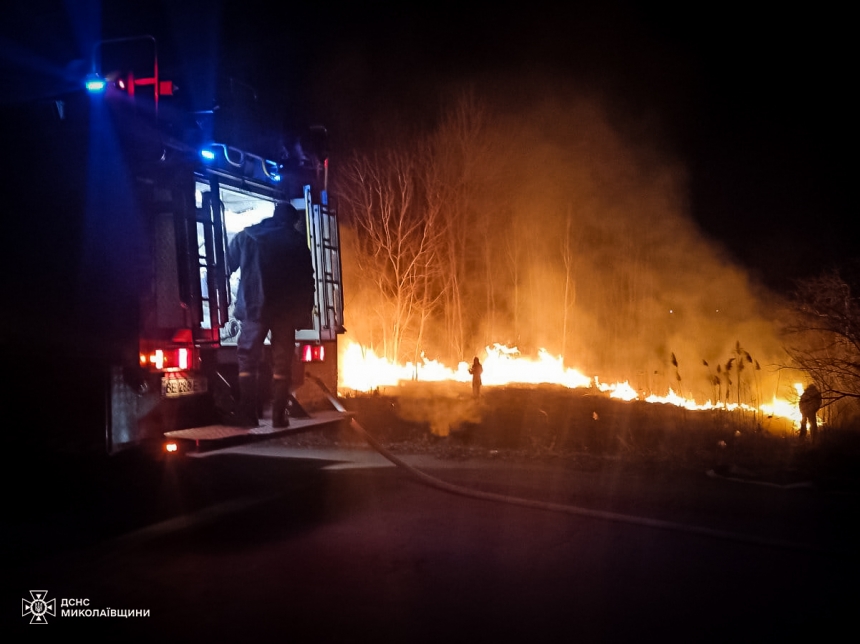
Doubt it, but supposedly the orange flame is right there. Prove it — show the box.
[339,340,805,428]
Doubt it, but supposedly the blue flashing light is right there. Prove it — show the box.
[271,173,282,183]
[200,149,216,161]
[85,74,107,92]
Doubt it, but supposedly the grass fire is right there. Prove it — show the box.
[326,89,860,488]
[338,339,803,435]
[333,92,829,441]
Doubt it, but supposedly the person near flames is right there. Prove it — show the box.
[798,383,822,441]
[228,202,314,428]
[469,357,483,398]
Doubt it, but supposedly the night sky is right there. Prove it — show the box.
[2,1,853,292]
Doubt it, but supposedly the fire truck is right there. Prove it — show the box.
[7,38,346,454]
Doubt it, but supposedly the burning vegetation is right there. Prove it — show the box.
[333,91,819,429]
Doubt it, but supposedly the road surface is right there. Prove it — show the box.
[11,441,858,641]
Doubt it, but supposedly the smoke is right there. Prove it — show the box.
[519,96,785,402]
[395,384,482,437]
[338,82,791,406]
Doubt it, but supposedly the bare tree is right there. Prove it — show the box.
[504,219,526,344]
[783,268,860,412]
[339,147,444,364]
[560,205,580,362]
[337,91,505,366]
[427,91,492,361]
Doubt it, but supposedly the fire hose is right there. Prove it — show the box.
[307,376,843,557]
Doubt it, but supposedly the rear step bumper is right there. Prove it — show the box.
[163,410,351,453]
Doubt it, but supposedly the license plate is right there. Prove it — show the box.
[162,374,208,398]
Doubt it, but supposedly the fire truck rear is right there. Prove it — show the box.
[11,38,346,454]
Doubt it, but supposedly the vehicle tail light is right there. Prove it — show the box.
[140,345,197,372]
[300,344,325,363]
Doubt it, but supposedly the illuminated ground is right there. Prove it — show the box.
[284,385,860,492]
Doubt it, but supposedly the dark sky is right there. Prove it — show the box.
[2,1,852,291]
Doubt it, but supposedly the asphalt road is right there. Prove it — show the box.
[11,442,859,642]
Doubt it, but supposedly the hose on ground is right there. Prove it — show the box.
[308,376,842,557]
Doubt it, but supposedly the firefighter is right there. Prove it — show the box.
[469,357,483,398]
[228,203,315,427]
[798,383,822,441]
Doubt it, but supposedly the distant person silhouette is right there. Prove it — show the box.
[799,383,822,441]
[469,357,483,398]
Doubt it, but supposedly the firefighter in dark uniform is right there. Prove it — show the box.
[799,383,822,441]
[228,203,314,427]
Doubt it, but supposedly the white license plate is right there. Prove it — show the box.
[162,375,208,398]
